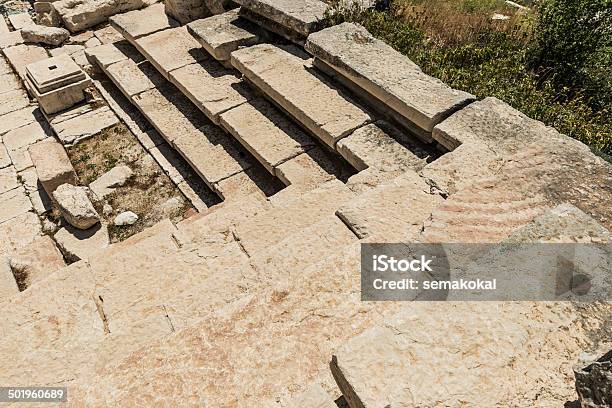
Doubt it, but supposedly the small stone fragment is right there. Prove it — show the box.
[89,165,133,198]
[52,183,100,230]
[21,25,70,46]
[114,211,138,226]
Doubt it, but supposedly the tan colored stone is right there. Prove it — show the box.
[93,25,124,44]
[187,9,262,62]
[0,89,30,116]
[53,184,100,229]
[0,211,41,256]
[7,146,34,172]
[212,165,281,202]
[28,188,53,215]
[28,138,78,197]
[85,42,130,68]
[219,98,315,174]
[0,31,25,49]
[54,223,110,262]
[231,44,371,148]
[17,166,40,192]
[0,16,9,34]
[89,165,133,198]
[148,144,187,184]
[110,3,178,41]
[9,235,65,289]
[49,43,84,57]
[235,0,328,37]
[84,37,101,48]
[3,44,48,79]
[34,2,62,28]
[169,59,254,124]
[266,383,337,408]
[0,257,19,299]
[21,24,70,46]
[135,26,208,79]
[274,147,337,188]
[105,59,161,97]
[0,57,12,75]
[0,72,22,94]
[2,120,49,152]
[53,0,147,32]
[0,143,10,168]
[51,106,119,144]
[8,13,33,30]
[0,166,19,194]
[0,186,32,223]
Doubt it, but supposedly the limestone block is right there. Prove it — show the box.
[8,235,65,289]
[0,72,22,95]
[337,170,444,239]
[0,89,30,117]
[0,31,25,49]
[306,23,475,137]
[212,166,282,202]
[84,42,132,68]
[28,188,53,215]
[89,165,133,198]
[54,223,109,262]
[0,257,19,299]
[18,167,41,193]
[28,138,78,197]
[0,166,19,194]
[53,0,147,32]
[0,186,32,223]
[219,97,315,174]
[21,24,70,46]
[274,147,337,188]
[0,143,10,169]
[114,211,138,226]
[168,59,254,124]
[0,212,41,256]
[51,106,119,145]
[53,183,100,229]
[105,59,161,97]
[231,44,371,148]
[2,121,50,152]
[164,0,212,24]
[110,3,178,41]
[3,44,49,79]
[135,26,208,79]
[8,13,34,30]
[235,0,328,37]
[93,25,124,44]
[0,16,9,34]
[187,9,262,62]
[34,2,62,27]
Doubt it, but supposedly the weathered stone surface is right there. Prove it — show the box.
[235,0,328,36]
[34,2,62,27]
[164,0,212,24]
[0,257,18,299]
[94,25,124,44]
[84,41,138,68]
[0,166,19,194]
[0,143,10,169]
[53,183,100,229]
[26,53,85,93]
[2,120,49,152]
[212,165,282,201]
[574,349,612,408]
[0,16,8,34]
[51,106,119,145]
[231,44,371,148]
[337,170,444,239]
[135,26,208,79]
[0,89,30,116]
[0,186,32,224]
[28,138,78,197]
[8,12,33,30]
[0,211,41,256]
[105,59,162,97]
[89,165,133,198]
[266,383,337,408]
[54,223,110,262]
[337,121,426,173]
[21,24,70,46]
[169,59,254,124]
[17,167,40,193]
[219,97,315,174]
[234,180,355,254]
[9,235,65,290]
[0,72,22,94]
[3,44,49,79]
[28,188,53,215]
[110,3,178,41]
[114,210,138,226]
[0,31,25,49]
[187,9,262,62]
[49,43,85,57]
[275,147,337,188]
[84,36,102,48]
[306,23,474,138]
[54,0,147,32]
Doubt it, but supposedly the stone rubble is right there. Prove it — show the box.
[21,24,70,46]
[114,210,139,226]
[28,138,78,197]
[52,183,100,229]
[89,165,133,198]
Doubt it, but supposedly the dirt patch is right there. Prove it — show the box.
[67,123,193,242]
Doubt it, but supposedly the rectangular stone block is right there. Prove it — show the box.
[168,59,254,124]
[135,26,208,79]
[28,138,78,197]
[53,0,147,32]
[219,97,315,175]
[187,9,262,63]
[51,106,119,145]
[105,59,162,97]
[0,186,32,223]
[0,89,29,116]
[3,44,49,79]
[0,105,41,135]
[2,121,50,152]
[110,3,179,42]
[231,44,371,148]
[235,0,328,37]
[0,211,41,256]
[0,257,19,299]
[0,166,19,194]
[306,23,475,138]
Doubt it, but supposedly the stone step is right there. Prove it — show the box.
[235,0,328,44]
[305,23,475,142]
[233,179,356,255]
[187,8,264,65]
[336,170,445,239]
[219,97,317,176]
[231,43,372,149]
[109,3,179,43]
[65,241,403,406]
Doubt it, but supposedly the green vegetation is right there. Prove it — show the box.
[327,0,611,155]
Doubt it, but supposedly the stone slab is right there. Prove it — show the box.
[28,188,53,215]
[0,89,30,116]
[0,186,33,224]
[3,44,48,79]
[0,16,9,34]
[0,143,10,168]
[274,147,337,188]
[2,120,50,152]
[219,97,315,174]
[110,3,178,42]
[8,13,33,30]
[0,31,25,50]
[26,75,92,115]
[267,384,337,408]
[168,59,254,124]
[234,0,328,37]
[94,25,124,44]
[187,9,262,62]
[306,23,475,135]
[134,26,208,79]
[53,0,147,32]
[0,257,18,299]
[0,166,19,194]
[0,57,12,75]
[50,43,85,57]
[54,223,110,262]
[337,170,444,239]
[231,44,371,148]
[106,59,163,97]
[7,146,34,172]
[51,106,119,145]
[0,72,22,94]
[212,165,282,202]
[28,138,78,197]
[337,121,426,173]
[18,167,41,193]
[0,211,41,256]
[25,53,85,93]
[8,235,65,289]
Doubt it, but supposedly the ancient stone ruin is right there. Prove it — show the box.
[0,0,610,406]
